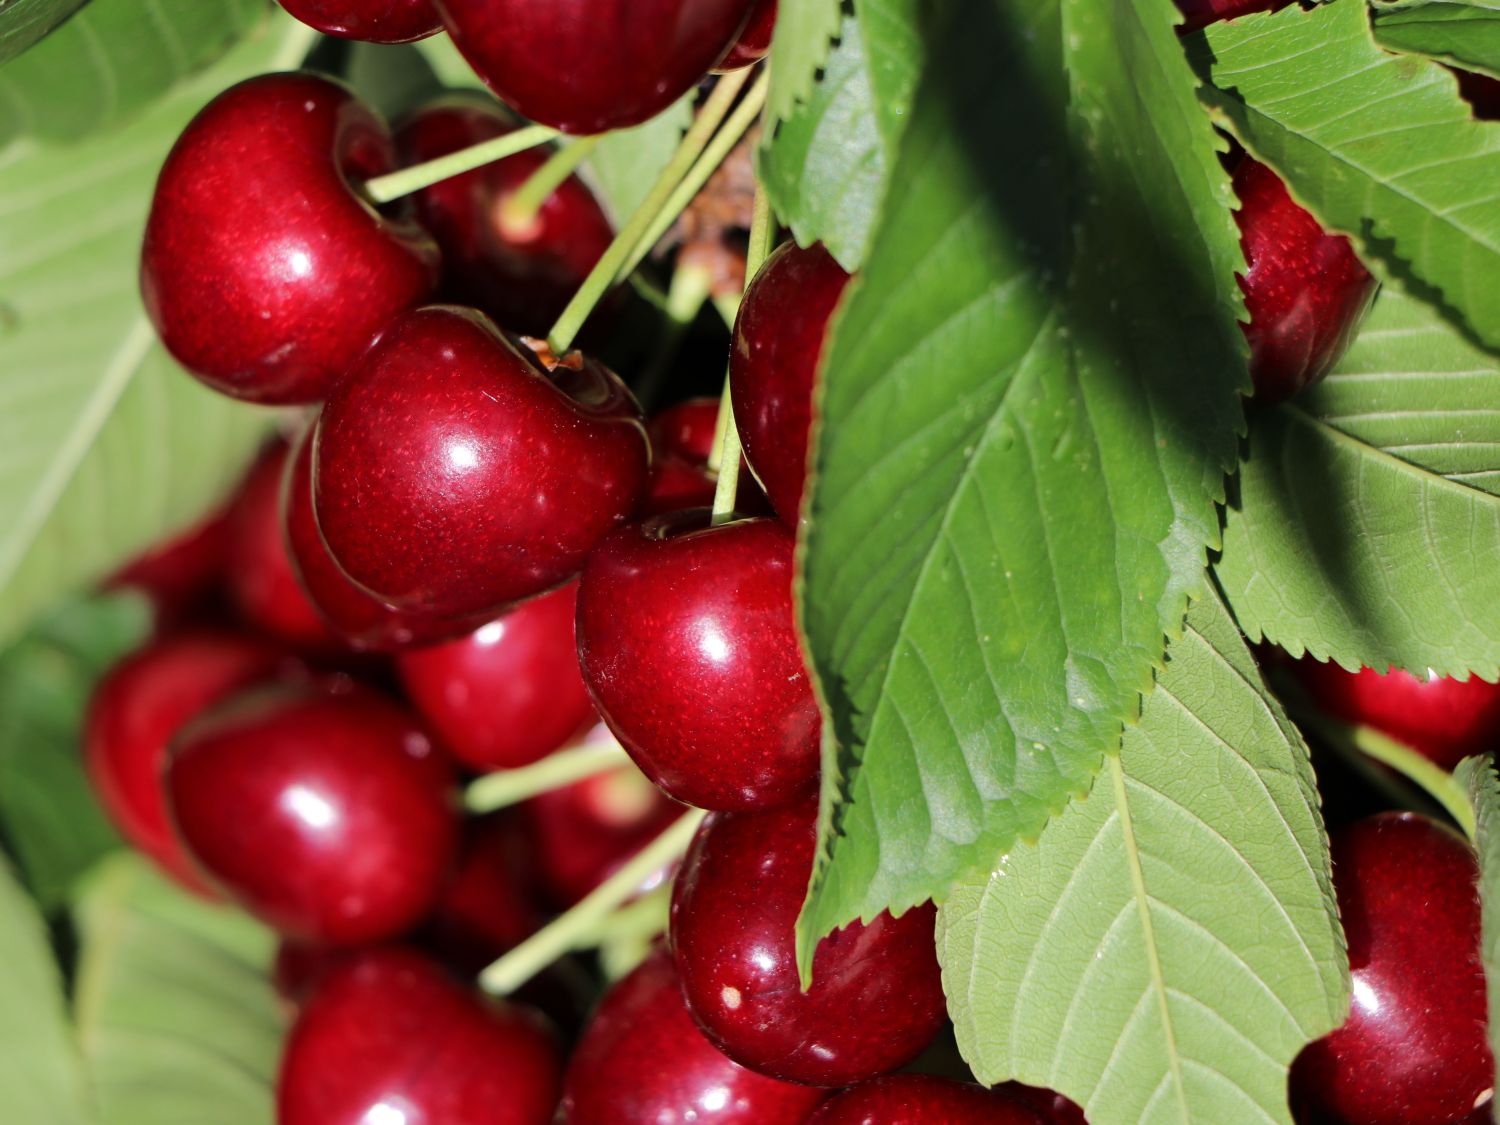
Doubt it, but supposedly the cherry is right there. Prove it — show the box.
[395,581,596,772]
[730,241,851,526]
[669,798,946,1086]
[106,508,230,629]
[141,73,439,404]
[278,946,561,1125]
[1174,0,1284,33]
[649,398,723,464]
[421,814,544,971]
[275,0,441,43]
[313,305,650,620]
[576,511,820,811]
[84,630,287,895]
[561,947,827,1124]
[998,1083,1090,1124]
[714,0,776,71]
[642,399,770,517]
[398,98,616,339]
[1290,813,1492,1125]
[166,681,459,944]
[1232,156,1377,401]
[807,1075,1050,1124]
[1456,69,1500,121]
[432,0,760,134]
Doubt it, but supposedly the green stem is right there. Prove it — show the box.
[464,740,631,814]
[634,259,713,409]
[713,290,742,329]
[498,135,603,233]
[707,378,735,474]
[478,809,708,995]
[364,124,560,205]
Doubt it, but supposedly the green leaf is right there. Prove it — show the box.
[765,0,843,131]
[1215,288,1500,678]
[1456,754,1500,1114]
[796,0,1247,965]
[1192,0,1500,355]
[1373,0,1500,79]
[0,852,95,1124]
[0,0,90,64]
[937,588,1348,1125]
[580,96,693,228]
[0,15,306,649]
[73,854,284,1125]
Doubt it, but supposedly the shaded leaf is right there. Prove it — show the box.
[0,0,90,64]
[1373,0,1500,79]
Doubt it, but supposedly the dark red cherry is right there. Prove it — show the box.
[1173,0,1285,33]
[670,798,946,1086]
[398,98,616,338]
[808,1076,1050,1125]
[84,630,286,895]
[997,1083,1090,1124]
[562,948,827,1124]
[432,0,759,134]
[395,581,596,771]
[167,682,459,944]
[649,398,723,464]
[141,73,439,404]
[1290,813,1492,1125]
[642,399,770,517]
[730,241,851,526]
[1456,69,1500,120]
[714,0,776,71]
[106,507,230,628]
[278,946,561,1125]
[1233,157,1377,401]
[421,814,543,972]
[313,305,650,619]
[275,0,441,43]
[576,511,820,811]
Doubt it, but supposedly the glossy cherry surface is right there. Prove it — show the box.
[106,508,230,628]
[1290,813,1491,1125]
[1173,0,1284,32]
[576,511,820,811]
[141,73,439,404]
[561,948,826,1124]
[167,682,459,944]
[399,98,616,338]
[998,1083,1090,1125]
[807,1076,1049,1125]
[278,946,561,1125]
[422,814,542,972]
[433,0,758,134]
[276,0,441,43]
[730,241,851,526]
[670,798,946,1086]
[1233,157,1376,401]
[395,581,595,771]
[642,399,769,517]
[649,398,722,464]
[84,630,286,895]
[714,0,776,70]
[314,305,650,619]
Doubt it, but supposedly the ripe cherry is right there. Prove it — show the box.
[84,630,286,895]
[421,814,543,971]
[714,0,776,71]
[649,398,723,464]
[1174,0,1284,33]
[1456,69,1500,120]
[278,946,561,1125]
[642,399,769,517]
[576,511,820,811]
[167,682,459,944]
[807,1075,1050,1124]
[562,948,827,1124]
[141,73,439,404]
[275,0,441,43]
[432,0,759,133]
[313,305,650,620]
[731,241,851,526]
[998,1083,1090,1124]
[106,508,230,629]
[1290,813,1492,1125]
[670,798,946,1086]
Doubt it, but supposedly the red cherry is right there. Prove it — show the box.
[642,399,771,517]
[106,508,230,628]
[1456,69,1500,121]
[997,1083,1090,1124]
[421,814,544,972]
[398,98,616,338]
[141,73,439,404]
[807,1075,1050,1124]
[1290,813,1492,1125]
[278,946,561,1125]
[1233,157,1377,401]
[669,798,946,1086]
[714,0,776,71]
[562,948,828,1124]
[395,581,596,771]
[275,0,441,43]
[84,630,286,895]
[730,241,851,526]
[576,511,820,811]
[313,305,650,619]
[432,0,759,134]
[167,682,459,944]
[1173,0,1285,33]
[649,398,723,464]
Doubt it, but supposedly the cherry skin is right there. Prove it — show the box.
[807,1076,1050,1125]
[561,947,827,1124]
[141,73,439,404]
[649,398,723,464]
[313,305,650,620]
[398,98,616,339]
[166,682,459,944]
[106,507,230,629]
[1173,0,1284,33]
[84,630,287,895]
[432,0,759,134]
[278,946,561,1125]
[642,399,770,517]
[421,814,544,972]
[670,798,947,1086]
[997,1083,1090,1125]
[714,0,776,71]
[1290,813,1492,1125]
[275,0,441,43]
[395,581,596,772]
[730,241,852,526]
[576,511,820,811]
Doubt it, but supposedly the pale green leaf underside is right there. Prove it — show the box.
[765,0,843,133]
[1373,0,1500,79]
[1456,754,1500,1117]
[0,0,90,64]
[938,589,1347,1125]
[796,0,1247,967]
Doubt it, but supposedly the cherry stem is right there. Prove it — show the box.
[635,258,714,409]
[478,808,708,996]
[597,885,672,982]
[464,739,632,814]
[363,124,561,205]
[547,68,753,354]
[498,135,603,233]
